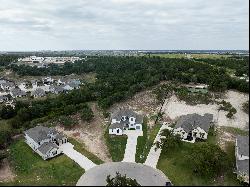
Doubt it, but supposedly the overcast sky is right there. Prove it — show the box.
[0,0,249,51]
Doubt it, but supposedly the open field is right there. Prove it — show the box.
[0,139,84,186]
[162,90,249,130]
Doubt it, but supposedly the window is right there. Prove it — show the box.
[136,126,140,130]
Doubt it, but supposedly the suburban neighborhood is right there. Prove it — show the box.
[0,0,249,186]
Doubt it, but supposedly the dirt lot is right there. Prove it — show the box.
[0,159,15,183]
[56,102,111,162]
[109,89,161,127]
[162,90,249,130]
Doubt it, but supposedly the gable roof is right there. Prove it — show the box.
[10,88,26,97]
[109,122,125,130]
[236,159,249,176]
[37,142,58,155]
[237,135,249,157]
[175,113,213,133]
[111,108,143,123]
[24,126,57,143]
[31,88,46,96]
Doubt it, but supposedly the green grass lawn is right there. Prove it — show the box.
[157,141,241,186]
[68,138,104,165]
[1,139,84,186]
[104,128,127,162]
[135,122,161,163]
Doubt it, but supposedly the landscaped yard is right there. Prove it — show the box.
[1,139,84,186]
[157,141,241,186]
[135,121,161,163]
[104,129,127,162]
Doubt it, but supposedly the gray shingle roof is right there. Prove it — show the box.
[31,88,46,97]
[24,126,57,143]
[10,88,26,97]
[237,135,249,157]
[175,113,213,133]
[109,122,125,130]
[236,159,249,176]
[111,108,143,123]
[37,142,58,155]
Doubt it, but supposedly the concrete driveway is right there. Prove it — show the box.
[60,143,96,171]
[122,130,143,163]
[76,162,170,186]
[144,124,169,168]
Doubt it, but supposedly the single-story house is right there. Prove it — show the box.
[63,82,80,91]
[10,88,27,98]
[0,81,15,91]
[168,113,214,141]
[235,135,249,183]
[31,88,46,98]
[109,108,143,135]
[49,85,64,94]
[0,95,9,103]
[24,126,68,160]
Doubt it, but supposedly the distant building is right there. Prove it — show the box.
[235,135,249,183]
[10,88,26,98]
[0,81,15,91]
[109,108,143,135]
[31,88,46,98]
[24,126,68,160]
[186,83,208,94]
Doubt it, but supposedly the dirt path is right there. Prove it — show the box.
[56,103,112,162]
[0,159,15,183]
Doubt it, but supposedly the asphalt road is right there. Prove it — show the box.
[76,162,170,186]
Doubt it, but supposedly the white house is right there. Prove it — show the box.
[167,113,214,142]
[24,126,68,160]
[109,108,143,135]
[235,135,249,183]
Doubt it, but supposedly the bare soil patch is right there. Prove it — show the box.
[56,102,111,162]
[0,158,15,183]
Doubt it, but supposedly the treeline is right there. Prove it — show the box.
[195,56,249,76]
[0,54,20,66]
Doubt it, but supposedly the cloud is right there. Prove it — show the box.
[0,0,248,50]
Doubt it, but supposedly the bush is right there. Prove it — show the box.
[106,172,141,186]
[58,116,77,129]
[81,105,94,122]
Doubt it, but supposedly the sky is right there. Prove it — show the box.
[0,0,249,51]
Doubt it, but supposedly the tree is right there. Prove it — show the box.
[155,129,182,154]
[58,116,77,129]
[81,105,94,122]
[186,142,230,178]
[0,105,16,119]
[106,172,141,186]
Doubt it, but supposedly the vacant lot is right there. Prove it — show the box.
[162,90,249,130]
[55,102,111,162]
[1,139,84,186]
